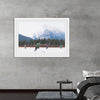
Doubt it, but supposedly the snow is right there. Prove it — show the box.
[32,25,65,40]
[16,47,69,57]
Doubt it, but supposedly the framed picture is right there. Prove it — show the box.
[14,18,69,57]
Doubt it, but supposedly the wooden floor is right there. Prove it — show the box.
[0,89,76,100]
[0,92,38,100]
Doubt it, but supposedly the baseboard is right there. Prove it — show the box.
[0,89,77,93]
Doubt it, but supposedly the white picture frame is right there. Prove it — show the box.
[14,18,69,57]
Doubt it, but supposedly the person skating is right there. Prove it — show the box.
[60,45,62,48]
[46,44,48,49]
[35,43,40,51]
[24,44,26,49]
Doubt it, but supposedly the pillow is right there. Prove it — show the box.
[82,70,94,80]
[82,70,100,80]
[94,71,100,76]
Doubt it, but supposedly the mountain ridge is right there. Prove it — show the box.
[19,26,65,41]
[32,27,65,40]
[19,34,33,42]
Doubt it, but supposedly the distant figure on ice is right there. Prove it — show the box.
[60,45,62,48]
[46,45,48,49]
[24,44,26,49]
[35,43,40,51]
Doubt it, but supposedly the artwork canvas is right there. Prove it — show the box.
[14,18,69,57]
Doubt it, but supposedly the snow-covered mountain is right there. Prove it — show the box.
[32,25,65,40]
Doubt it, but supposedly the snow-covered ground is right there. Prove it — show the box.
[15,47,69,57]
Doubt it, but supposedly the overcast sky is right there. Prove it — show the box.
[16,18,69,38]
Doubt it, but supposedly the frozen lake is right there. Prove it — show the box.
[15,47,69,57]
